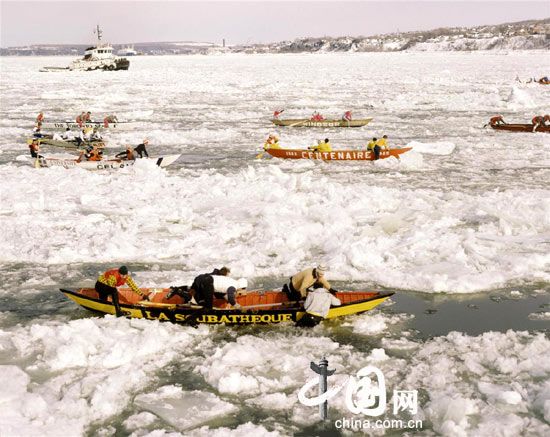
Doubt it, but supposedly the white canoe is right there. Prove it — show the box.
[40,121,138,130]
[35,155,181,170]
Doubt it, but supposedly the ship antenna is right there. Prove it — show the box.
[94,25,102,42]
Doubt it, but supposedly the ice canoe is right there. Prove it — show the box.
[490,123,550,133]
[271,118,373,128]
[29,137,105,150]
[35,154,181,170]
[40,121,137,130]
[266,147,411,160]
[60,288,394,325]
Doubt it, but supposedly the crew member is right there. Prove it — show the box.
[36,112,45,126]
[61,127,75,141]
[374,135,388,160]
[263,134,281,150]
[298,286,342,326]
[273,109,284,119]
[367,137,377,152]
[186,266,231,309]
[282,265,335,301]
[115,146,135,160]
[29,139,43,158]
[76,112,86,128]
[488,115,506,127]
[532,115,544,131]
[311,111,324,121]
[134,139,149,158]
[103,114,118,127]
[95,266,148,317]
[86,146,103,161]
[342,110,352,122]
[32,126,45,138]
[310,138,331,153]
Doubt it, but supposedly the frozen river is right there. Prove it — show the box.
[0,52,548,435]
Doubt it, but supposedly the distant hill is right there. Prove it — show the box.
[1,18,548,56]
[235,18,549,53]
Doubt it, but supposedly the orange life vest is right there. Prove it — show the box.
[532,116,543,124]
[88,150,101,161]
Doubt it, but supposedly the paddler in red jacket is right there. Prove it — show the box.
[95,266,148,317]
[532,115,544,131]
[36,112,45,126]
[484,115,506,128]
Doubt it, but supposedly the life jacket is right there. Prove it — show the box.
[29,142,39,152]
[36,114,44,122]
[318,141,332,153]
[532,116,543,124]
[98,269,127,287]
[367,140,376,150]
[87,149,101,161]
[344,111,352,120]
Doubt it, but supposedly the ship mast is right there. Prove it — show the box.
[94,25,103,43]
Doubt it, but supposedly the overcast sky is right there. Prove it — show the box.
[1,1,548,47]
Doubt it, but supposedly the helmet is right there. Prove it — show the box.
[316,265,327,274]
[119,266,128,275]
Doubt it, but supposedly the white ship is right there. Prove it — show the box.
[117,45,138,56]
[40,26,130,72]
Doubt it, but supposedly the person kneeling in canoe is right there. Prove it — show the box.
[96,266,149,317]
[186,266,231,309]
[298,286,342,327]
[263,134,281,151]
[309,138,332,153]
[532,114,549,132]
[373,135,388,160]
[484,115,506,128]
[283,265,335,302]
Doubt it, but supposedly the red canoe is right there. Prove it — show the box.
[490,124,550,133]
[266,147,412,161]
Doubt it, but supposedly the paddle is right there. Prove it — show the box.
[288,119,307,127]
[256,150,266,159]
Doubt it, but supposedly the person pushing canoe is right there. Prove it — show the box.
[95,266,148,317]
[283,265,336,301]
[173,266,232,309]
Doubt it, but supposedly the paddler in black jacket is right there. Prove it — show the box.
[188,267,230,309]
